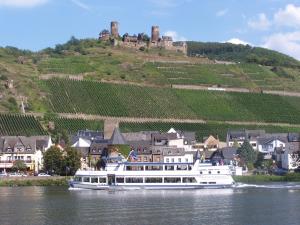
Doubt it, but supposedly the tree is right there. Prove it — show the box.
[63,147,81,176]
[11,160,27,172]
[43,146,64,175]
[237,140,257,167]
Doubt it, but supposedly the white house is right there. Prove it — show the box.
[257,137,286,154]
[0,136,52,173]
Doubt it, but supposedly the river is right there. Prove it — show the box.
[0,183,300,225]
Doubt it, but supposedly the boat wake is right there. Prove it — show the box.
[235,182,300,190]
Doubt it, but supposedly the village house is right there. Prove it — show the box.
[0,135,52,173]
[226,129,265,150]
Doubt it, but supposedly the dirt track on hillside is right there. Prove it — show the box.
[27,112,300,128]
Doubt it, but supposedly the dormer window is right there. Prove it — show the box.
[6,147,12,152]
[26,147,32,152]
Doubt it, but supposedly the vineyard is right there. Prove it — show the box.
[44,79,196,119]
[51,117,104,134]
[120,122,300,141]
[175,89,300,123]
[43,78,300,124]
[0,114,47,136]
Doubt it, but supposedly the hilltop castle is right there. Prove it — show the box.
[99,21,187,55]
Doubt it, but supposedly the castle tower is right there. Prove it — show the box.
[151,26,160,42]
[110,21,119,38]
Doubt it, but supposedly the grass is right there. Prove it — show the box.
[234,173,300,183]
[0,177,69,187]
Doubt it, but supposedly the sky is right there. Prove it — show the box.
[1,0,300,60]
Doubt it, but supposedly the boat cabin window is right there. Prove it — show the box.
[99,178,106,183]
[164,177,181,183]
[145,166,163,171]
[200,182,207,184]
[91,177,98,183]
[200,171,203,174]
[217,171,220,174]
[74,176,82,182]
[208,171,212,174]
[165,165,174,171]
[209,182,216,184]
[116,177,124,183]
[83,177,90,183]
[182,177,197,183]
[125,177,143,183]
[145,177,163,183]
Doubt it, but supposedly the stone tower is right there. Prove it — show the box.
[151,26,160,42]
[110,21,119,38]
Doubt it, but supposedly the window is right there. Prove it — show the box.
[165,165,174,171]
[83,177,90,182]
[99,178,106,183]
[125,177,143,183]
[200,182,207,184]
[143,156,147,162]
[182,177,197,183]
[178,158,181,163]
[208,171,211,174]
[145,177,163,183]
[171,158,174,163]
[200,171,203,174]
[74,176,82,182]
[209,182,216,184]
[164,177,181,183]
[116,177,124,183]
[217,171,220,174]
[27,156,31,161]
[166,158,169,163]
[185,158,188,162]
[91,177,98,183]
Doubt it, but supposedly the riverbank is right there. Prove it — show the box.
[0,177,69,187]
[234,173,300,183]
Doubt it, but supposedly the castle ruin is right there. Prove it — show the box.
[99,21,187,55]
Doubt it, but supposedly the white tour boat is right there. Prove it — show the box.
[69,159,235,190]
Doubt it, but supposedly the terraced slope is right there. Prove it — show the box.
[51,117,103,134]
[0,114,47,136]
[44,78,196,119]
[43,78,300,124]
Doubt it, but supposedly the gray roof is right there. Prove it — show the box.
[0,136,50,153]
[285,142,300,153]
[76,130,104,139]
[257,135,288,145]
[221,147,238,160]
[110,128,127,145]
[123,131,157,142]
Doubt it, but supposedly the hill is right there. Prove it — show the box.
[1,37,300,135]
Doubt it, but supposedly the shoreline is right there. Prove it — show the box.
[0,177,69,187]
[1,174,300,187]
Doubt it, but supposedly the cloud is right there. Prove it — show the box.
[263,31,300,60]
[216,8,228,17]
[226,38,251,46]
[274,4,300,28]
[248,13,271,30]
[164,31,187,41]
[0,0,48,8]
[71,0,90,11]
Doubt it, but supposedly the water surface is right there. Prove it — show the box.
[0,183,300,225]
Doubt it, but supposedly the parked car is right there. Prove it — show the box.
[37,173,51,177]
[0,172,8,177]
[9,172,27,177]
